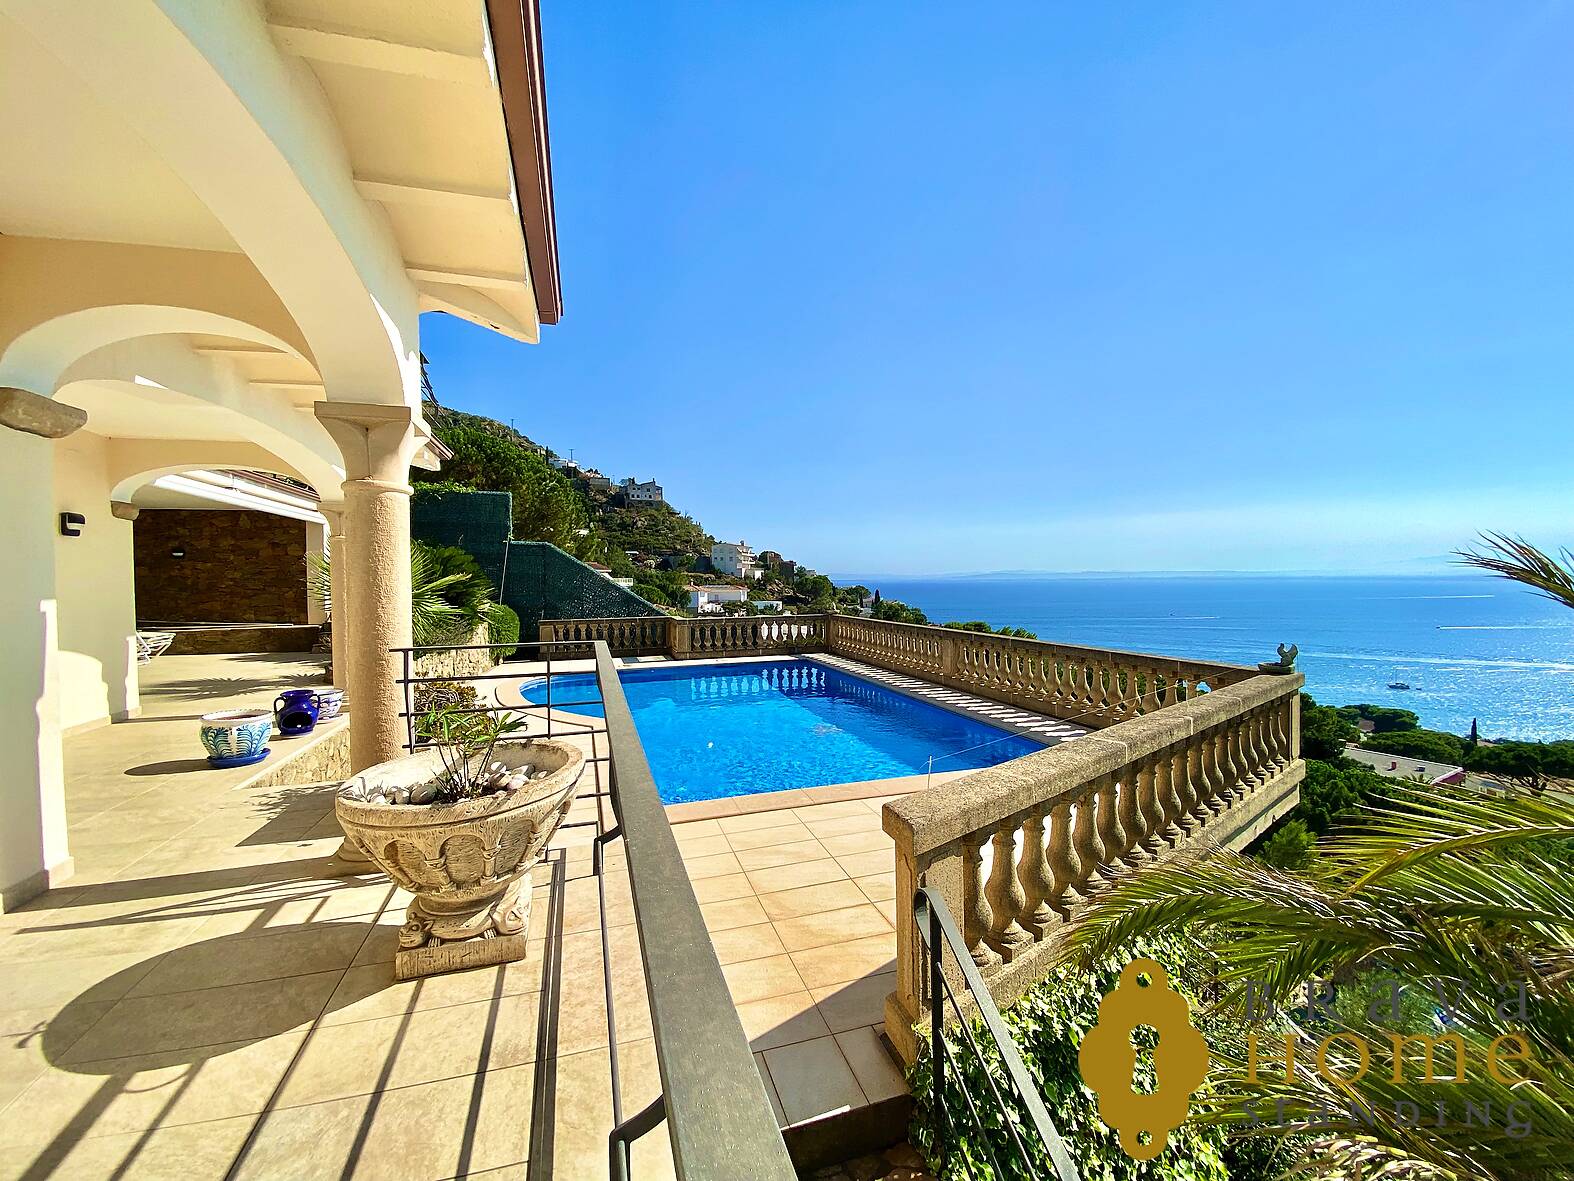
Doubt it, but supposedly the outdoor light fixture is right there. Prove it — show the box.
[170,547,186,559]
[59,512,84,537]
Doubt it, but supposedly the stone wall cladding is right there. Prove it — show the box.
[134,509,308,624]
[411,624,495,680]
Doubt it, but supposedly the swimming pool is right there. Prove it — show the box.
[519,659,1044,804]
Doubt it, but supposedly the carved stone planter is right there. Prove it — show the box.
[334,740,585,979]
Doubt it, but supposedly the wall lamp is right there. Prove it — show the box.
[59,512,85,537]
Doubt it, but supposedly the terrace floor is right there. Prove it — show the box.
[4,652,1076,1178]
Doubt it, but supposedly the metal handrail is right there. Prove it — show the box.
[595,643,796,1180]
[388,639,794,1178]
[915,886,1080,1181]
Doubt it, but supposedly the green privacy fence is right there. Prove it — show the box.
[411,487,660,636]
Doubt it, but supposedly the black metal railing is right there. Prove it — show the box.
[915,886,1079,1181]
[388,640,795,1180]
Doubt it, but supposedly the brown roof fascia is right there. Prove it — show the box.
[484,0,562,325]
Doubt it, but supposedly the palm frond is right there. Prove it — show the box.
[1454,532,1574,611]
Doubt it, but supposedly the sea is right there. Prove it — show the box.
[835,574,1574,742]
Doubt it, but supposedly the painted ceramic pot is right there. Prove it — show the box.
[199,710,273,767]
[274,689,320,736]
[315,687,346,720]
[335,741,585,978]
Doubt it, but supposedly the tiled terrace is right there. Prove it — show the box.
[1,652,1007,1179]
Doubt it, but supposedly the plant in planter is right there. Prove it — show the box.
[334,703,585,979]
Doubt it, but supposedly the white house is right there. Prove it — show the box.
[712,540,762,581]
[688,584,747,613]
[620,477,663,504]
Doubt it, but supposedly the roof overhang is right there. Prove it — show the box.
[485,0,561,326]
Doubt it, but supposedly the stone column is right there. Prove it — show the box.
[319,504,352,692]
[314,404,430,774]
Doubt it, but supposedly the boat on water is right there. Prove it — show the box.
[1388,681,1412,690]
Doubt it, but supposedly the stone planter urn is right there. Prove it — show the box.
[334,740,584,979]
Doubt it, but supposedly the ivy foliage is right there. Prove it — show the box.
[908,936,1293,1181]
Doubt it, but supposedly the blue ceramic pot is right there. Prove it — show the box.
[200,710,273,767]
[274,689,321,736]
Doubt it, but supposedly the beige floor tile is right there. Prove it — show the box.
[812,971,897,1034]
[745,858,847,896]
[127,924,370,996]
[708,922,787,966]
[319,959,540,1027]
[756,879,867,921]
[833,850,893,879]
[735,991,832,1053]
[682,851,745,881]
[700,896,768,933]
[788,801,871,823]
[668,818,723,840]
[232,1062,535,1181]
[4,1110,258,1181]
[62,969,340,1063]
[672,833,731,859]
[274,990,540,1107]
[531,1045,611,1181]
[718,808,802,834]
[854,872,897,903]
[835,1026,908,1103]
[690,873,755,904]
[733,839,829,872]
[772,903,893,953]
[762,1035,866,1125]
[803,813,882,839]
[754,1051,787,1126]
[0,1031,307,1153]
[818,828,892,857]
[723,822,811,851]
[722,954,808,1005]
[788,932,896,991]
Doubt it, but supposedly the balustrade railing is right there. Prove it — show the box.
[539,615,671,656]
[880,670,1304,1063]
[671,614,829,658]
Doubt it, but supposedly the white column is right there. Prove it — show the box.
[0,412,75,909]
[319,504,352,692]
[314,404,428,773]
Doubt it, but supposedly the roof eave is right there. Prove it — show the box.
[485,0,562,326]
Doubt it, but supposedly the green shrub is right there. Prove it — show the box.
[1360,727,1467,765]
[483,601,520,663]
[1254,818,1315,870]
[908,935,1285,1180]
[1299,693,1360,760]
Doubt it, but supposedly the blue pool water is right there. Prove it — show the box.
[519,659,1044,804]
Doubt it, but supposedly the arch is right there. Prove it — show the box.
[108,445,319,505]
[8,1,420,405]
[1,303,310,398]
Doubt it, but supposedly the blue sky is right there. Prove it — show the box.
[422,2,1574,577]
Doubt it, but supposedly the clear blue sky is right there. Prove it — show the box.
[422,2,1574,577]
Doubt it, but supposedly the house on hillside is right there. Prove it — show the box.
[712,539,762,581]
[689,584,748,613]
[620,476,663,503]
[579,467,614,491]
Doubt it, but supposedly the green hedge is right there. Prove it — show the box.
[484,601,521,661]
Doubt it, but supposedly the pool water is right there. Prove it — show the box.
[519,659,1044,804]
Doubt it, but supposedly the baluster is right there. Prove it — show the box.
[1116,761,1146,865]
[985,825,1032,959]
[1132,754,1163,859]
[963,836,1001,969]
[1154,746,1183,846]
[1070,789,1102,899]
[1246,706,1269,788]
[1018,810,1056,937]
[1088,773,1120,889]
[1046,799,1078,916]
[1220,721,1245,804]
[1274,697,1293,769]
[1202,729,1229,815]
[1184,736,1212,829]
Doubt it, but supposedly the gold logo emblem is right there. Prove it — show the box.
[1078,958,1209,1160]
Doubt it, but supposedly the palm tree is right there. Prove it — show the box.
[1067,786,1574,1180]
[309,540,498,647]
[1455,533,1574,612]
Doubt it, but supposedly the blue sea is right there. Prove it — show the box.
[838,575,1574,741]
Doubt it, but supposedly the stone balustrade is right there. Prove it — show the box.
[670,615,828,658]
[879,670,1304,1063]
[824,616,1254,729]
[539,615,671,656]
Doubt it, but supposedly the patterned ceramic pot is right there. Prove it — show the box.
[199,710,273,766]
[334,741,584,978]
[315,688,346,720]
